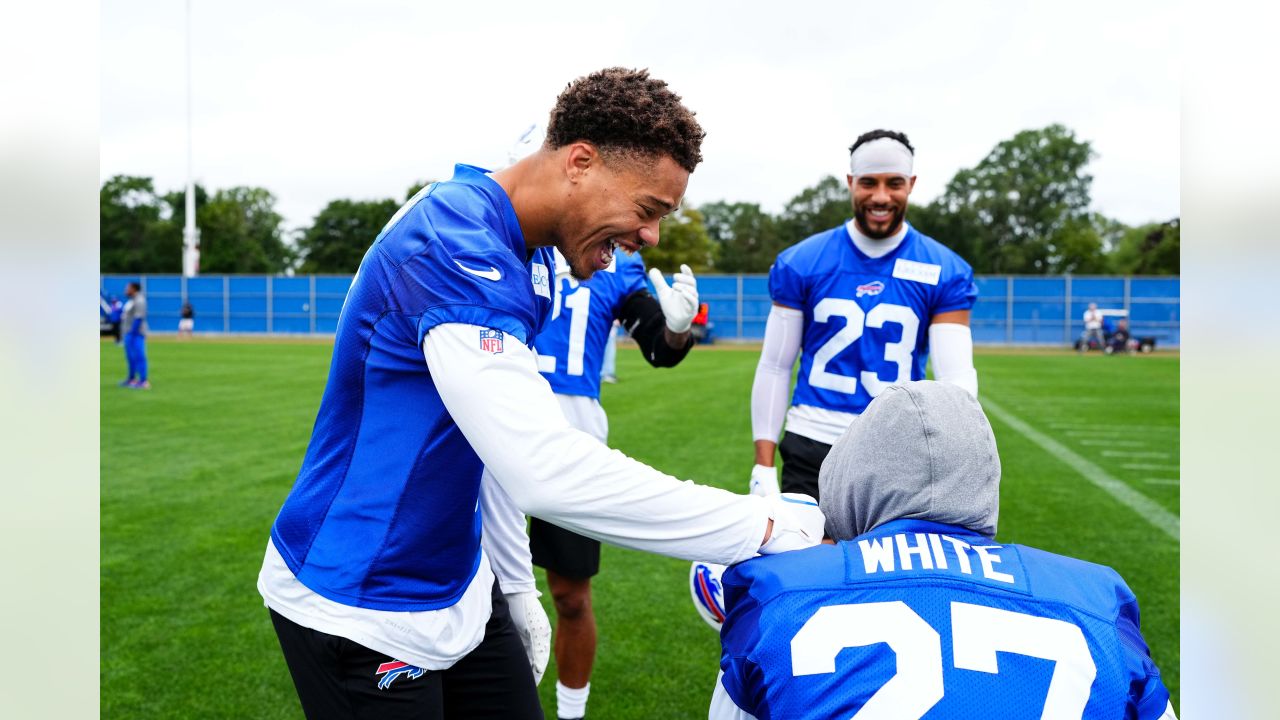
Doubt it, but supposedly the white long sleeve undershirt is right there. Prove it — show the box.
[425,322,770,566]
[751,305,804,443]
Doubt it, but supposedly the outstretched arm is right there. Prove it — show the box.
[424,323,823,564]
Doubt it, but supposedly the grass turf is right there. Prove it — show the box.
[101,339,1178,717]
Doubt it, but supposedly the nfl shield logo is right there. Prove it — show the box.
[479,328,504,354]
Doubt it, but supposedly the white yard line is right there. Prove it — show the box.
[1049,423,1169,432]
[982,397,1179,541]
[1064,429,1171,437]
[1123,463,1180,472]
[1102,450,1174,458]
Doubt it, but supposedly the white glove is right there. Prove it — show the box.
[749,464,780,497]
[758,493,825,554]
[505,590,551,685]
[648,264,699,334]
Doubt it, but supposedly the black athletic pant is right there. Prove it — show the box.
[779,431,833,501]
[270,580,543,720]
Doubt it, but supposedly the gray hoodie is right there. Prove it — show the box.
[817,381,1000,541]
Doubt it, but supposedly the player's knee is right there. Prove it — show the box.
[550,583,592,620]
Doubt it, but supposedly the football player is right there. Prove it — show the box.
[481,248,698,720]
[750,130,978,500]
[119,281,150,389]
[713,381,1177,719]
[258,68,824,720]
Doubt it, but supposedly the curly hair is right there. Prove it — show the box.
[545,67,705,172]
[849,129,914,156]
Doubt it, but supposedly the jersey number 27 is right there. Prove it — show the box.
[791,600,1097,718]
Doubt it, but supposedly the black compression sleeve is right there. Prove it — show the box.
[616,289,694,368]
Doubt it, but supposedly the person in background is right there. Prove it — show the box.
[120,282,150,389]
[483,249,699,720]
[1108,317,1137,355]
[178,301,195,339]
[1082,302,1104,351]
[749,129,978,502]
[109,296,124,344]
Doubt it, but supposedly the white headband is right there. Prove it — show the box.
[850,137,913,177]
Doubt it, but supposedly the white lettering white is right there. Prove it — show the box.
[973,545,1015,584]
[895,533,934,571]
[859,537,896,573]
[940,535,974,575]
[928,534,949,570]
[857,533,1016,585]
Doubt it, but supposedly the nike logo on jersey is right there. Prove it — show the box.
[455,260,502,281]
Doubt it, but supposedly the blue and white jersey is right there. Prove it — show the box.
[535,250,648,399]
[270,164,556,612]
[770,223,976,416]
[719,519,1171,719]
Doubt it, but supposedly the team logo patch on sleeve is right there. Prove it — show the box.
[375,660,425,689]
[856,280,885,297]
[530,263,551,299]
[479,328,504,354]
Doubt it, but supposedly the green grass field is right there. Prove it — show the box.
[101,339,1179,718]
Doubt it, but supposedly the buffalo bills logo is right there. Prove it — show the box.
[856,280,885,298]
[479,328,504,354]
[693,563,726,624]
[376,660,426,690]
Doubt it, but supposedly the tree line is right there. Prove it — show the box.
[101,125,1177,277]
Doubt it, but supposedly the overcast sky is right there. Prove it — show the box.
[101,0,1179,233]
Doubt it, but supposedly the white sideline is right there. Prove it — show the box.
[981,397,1180,541]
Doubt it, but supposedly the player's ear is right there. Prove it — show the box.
[907,175,917,192]
[564,142,598,184]
[846,174,855,190]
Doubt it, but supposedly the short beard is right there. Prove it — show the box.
[559,244,596,281]
[853,204,906,240]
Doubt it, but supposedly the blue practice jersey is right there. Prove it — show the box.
[535,251,648,399]
[770,223,976,416]
[719,519,1171,719]
[271,164,556,612]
